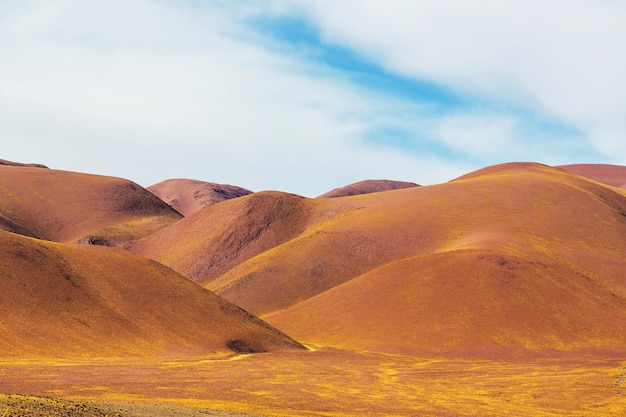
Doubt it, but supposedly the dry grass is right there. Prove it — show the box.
[0,394,260,417]
[0,349,625,416]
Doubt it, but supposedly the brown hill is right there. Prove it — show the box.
[317,179,418,198]
[0,158,48,168]
[558,163,626,188]
[133,162,626,357]
[148,179,253,216]
[129,191,313,285]
[0,166,181,245]
[0,229,304,358]
[264,163,626,356]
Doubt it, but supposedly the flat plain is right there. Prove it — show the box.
[1,348,625,416]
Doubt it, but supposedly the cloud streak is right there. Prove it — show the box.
[1,1,622,196]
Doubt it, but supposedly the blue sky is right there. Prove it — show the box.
[1,1,625,196]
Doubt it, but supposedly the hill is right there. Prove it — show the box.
[129,191,313,285]
[0,165,181,245]
[317,179,418,198]
[132,162,626,357]
[558,163,626,188]
[0,158,48,168]
[148,179,253,216]
[265,163,626,356]
[0,229,304,358]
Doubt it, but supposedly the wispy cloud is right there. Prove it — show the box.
[0,1,622,196]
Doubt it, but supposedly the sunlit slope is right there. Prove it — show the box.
[0,166,181,244]
[317,179,419,198]
[263,163,626,355]
[129,191,313,284]
[0,230,304,358]
[558,163,626,188]
[148,178,253,216]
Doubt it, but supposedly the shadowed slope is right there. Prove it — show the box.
[558,163,626,188]
[0,229,304,358]
[0,166,181,245]
[129,191,312,285]
[317,179,418,198]
[148,179,253,216]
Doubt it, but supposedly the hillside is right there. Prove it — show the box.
[133,162,626,357]
[558,163,626,188]
[0,229,304,358]
[148,179,253,216]
[264,163,626,356]
[129,191,313,285]
[0,165,181,245]
[317,179,418,198]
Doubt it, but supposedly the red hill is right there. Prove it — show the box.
[133,162,626,357]
[148,178,253,216]
[558,163,626,188]
[317,179,418,198]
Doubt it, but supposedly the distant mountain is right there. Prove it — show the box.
[132,162,626,357]
[0,229,304,357]
[558,163,626,188]
[148,179,253,216]
[317,179,418,198]
[0,165,181,245]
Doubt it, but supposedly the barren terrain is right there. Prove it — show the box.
[1,159,625,415]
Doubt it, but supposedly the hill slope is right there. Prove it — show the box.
[317,179,418,198]
[129,191,313,285]
[558,163,626,188]
[133,162,626,357]
[0,229,304,358]
[148,179,253,216]
[0,166,181,245]
[265,163,626,356]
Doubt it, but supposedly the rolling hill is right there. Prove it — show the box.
[132,162,626,357]
[0,165,181,245]
[148,179,253,216]
[0,229,304,357]
[559,163,626,188]
[317,179,418,198]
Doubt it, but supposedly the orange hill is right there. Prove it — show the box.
[558,163,626,188]
[0,165,181,245]
[148,178,253,216]
[129,191,312,285]
[0,229,304,358]
[317,179,418,198]
[133,162,626,357]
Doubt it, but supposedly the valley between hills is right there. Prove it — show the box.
[1,159,626,416]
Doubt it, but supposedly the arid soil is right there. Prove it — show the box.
[0,394,260,417]
[0,350,625,416]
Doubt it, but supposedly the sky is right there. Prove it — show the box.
[1,0,625,197]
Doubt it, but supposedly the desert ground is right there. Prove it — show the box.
[0,349,625,416]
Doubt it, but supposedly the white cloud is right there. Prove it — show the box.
[1,0,621,197]
[280,0,626,162]
[1,0,442,195]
